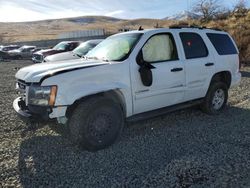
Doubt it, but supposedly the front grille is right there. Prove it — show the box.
[16,80,30,105]
[32,54,44,62]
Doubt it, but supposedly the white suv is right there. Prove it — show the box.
[13,27,241,151]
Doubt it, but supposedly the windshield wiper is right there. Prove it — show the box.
[86,56,99,60]
[75,54,82,58]
[101,57,109,62]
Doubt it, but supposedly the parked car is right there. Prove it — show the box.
[8,46,36,59]
[44,39,103,62]
[31,47,46,54]
[13,27,241,151]
[0,45,20,52]
[0,50,11,61]
[32,41,81,63]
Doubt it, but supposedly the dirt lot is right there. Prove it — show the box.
[0,60,250,187]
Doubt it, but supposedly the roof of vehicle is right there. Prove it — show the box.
[86,39,104,44]
[2,45,20,47]
[114,26,228,36]
[58,41,81,44]
[20,45,36,48]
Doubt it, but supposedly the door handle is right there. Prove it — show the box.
[205,62,214,67]
[171,68,183,72]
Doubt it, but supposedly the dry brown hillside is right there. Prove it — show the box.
[0,16,173,43]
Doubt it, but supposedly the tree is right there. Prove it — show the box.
[192,0,222,22]
[233,0,248,18]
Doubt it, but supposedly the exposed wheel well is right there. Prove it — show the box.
[65,90,126,119]
[211,71,231,88]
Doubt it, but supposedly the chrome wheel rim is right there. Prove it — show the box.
[212,89,225,110]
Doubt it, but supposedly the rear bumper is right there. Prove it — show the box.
[13,97,51,122]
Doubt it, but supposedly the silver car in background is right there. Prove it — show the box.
[8,46,36,59]
[44,39,103,62]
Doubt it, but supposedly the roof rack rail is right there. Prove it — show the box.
[169,25,206,29]
[138,26,144,31]
[169,25,223,31]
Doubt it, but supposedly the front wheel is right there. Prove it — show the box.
[68,96,124,151]
[201,82,228,115]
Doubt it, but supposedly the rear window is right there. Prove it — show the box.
[180,32,208,59]
[206,33,238,55]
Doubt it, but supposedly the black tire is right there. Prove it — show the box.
[201,82,228,115]
[68,96,124,151]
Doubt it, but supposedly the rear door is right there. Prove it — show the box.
[177,31,215,101]
[206,33,239,76]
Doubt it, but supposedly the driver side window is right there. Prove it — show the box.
[142,34,178,63]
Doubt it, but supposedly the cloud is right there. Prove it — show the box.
[0,4,46,22]
[0,0,248,22]
[105,10,125,17]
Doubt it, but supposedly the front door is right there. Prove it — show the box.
[131,33,186,114]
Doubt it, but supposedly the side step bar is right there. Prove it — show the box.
[126,99,204,122]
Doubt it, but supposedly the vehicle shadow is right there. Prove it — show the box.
[18,105,250,187]
[241,71,250,78]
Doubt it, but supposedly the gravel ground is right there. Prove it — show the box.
[0,60,250,188]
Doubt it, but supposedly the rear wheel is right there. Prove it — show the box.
[201,82,228,115]
[68,96,124,151]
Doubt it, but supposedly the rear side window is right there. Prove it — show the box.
[207,33,238,55]
[180,32,208,59]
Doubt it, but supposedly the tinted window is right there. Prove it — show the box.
[142,33,178,63]
[207,33,238,55]
[180,32,208,59]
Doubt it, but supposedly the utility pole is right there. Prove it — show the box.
[187,0,190,12]
[187,0,191,25]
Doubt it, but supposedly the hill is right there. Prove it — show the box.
[163,11,200,20]
[0,16,174,43]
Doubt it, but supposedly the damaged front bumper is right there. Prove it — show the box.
[13,97,68,123]
[13,97,51,122]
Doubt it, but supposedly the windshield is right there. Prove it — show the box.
[86,33,142,61]
[53,42,69,50]
[73,42,96,56]
[17,47,25,51]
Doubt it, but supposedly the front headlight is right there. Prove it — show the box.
[28,85,57,106]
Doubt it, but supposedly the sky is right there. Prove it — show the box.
[0,0,249,22]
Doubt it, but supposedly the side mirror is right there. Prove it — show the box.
[136,50,155,87]
[136,50,144,66]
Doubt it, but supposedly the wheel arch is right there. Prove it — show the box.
[210,71,232,89]
[65,89,127,119]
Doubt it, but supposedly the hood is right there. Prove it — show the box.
[35,49,60,56]
[15,59,110,83]
[45,51,78,62]
[9,49,20,53]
